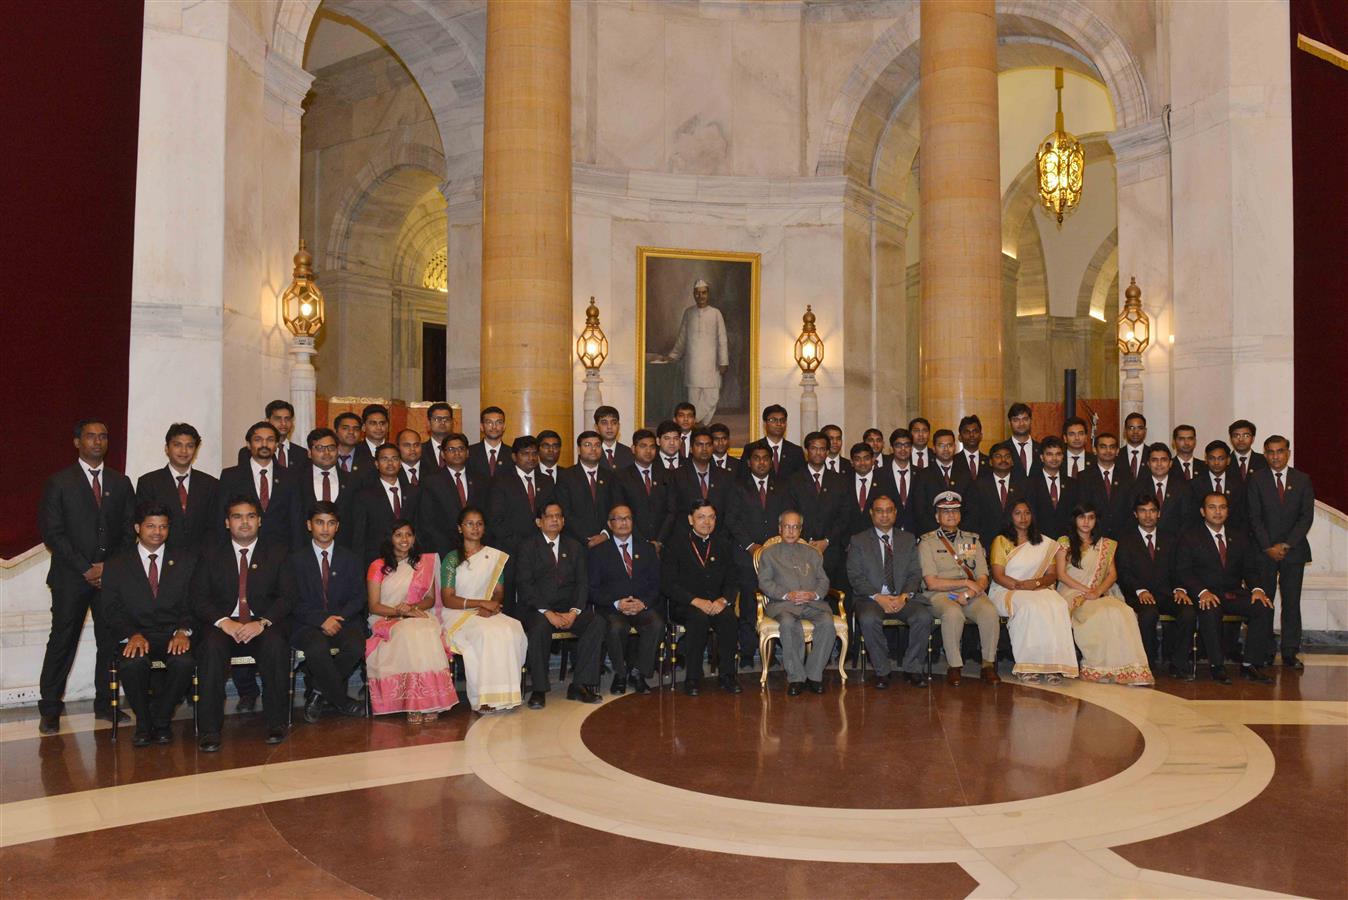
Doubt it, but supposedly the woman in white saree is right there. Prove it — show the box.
[987,500,1080,684]
[439,506,528,713]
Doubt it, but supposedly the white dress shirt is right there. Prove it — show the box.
[312,464,340,500]
[249,458,273,498]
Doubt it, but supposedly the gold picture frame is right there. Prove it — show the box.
[636,246,760,444]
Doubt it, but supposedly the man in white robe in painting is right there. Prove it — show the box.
[660,279,729,424]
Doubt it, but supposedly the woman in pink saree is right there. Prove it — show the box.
[365,519,458,721]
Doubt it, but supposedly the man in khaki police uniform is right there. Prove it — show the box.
[918,491,1001,687]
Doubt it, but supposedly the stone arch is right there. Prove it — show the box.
[1001,133,1115,261]
[1077,229,1119,320]
[323,141,447,275]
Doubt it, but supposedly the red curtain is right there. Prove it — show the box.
[1291,0,1348,512]
[0,1,143,557]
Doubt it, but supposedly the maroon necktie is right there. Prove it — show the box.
[881,533,895,589]
[526,476,536,512]
[758,479,767,509]
[1070,456,1080,478]
[1215,532,1227,568]
[699,471,708,500]
[915,450,926,470]
[277,444,287,468]
[643,469,653,496]
[1131,450,1141,478]
[1182,461,1191,479]
[1102,470,1111,500]
[621,542,633,577]
[455,471,467,505]
[857,477,868,511]
[321,469,332,502]
[488,448,498,477]
[771,445,780,473]
[409,467,419,487]
[390,485,401,517]
[1145,532,1155,561]
[321,549,330,605]
[1276,471,1286,501]
[237,548,252,622]
[340,454,352,473]
[91,469,102,508]
[940,465,951,486]
[1214,475,1222,495]
[176,475,188,512]
[589,470,598,502]
[1018,444,1028,474]
[1239,457,1248,479]
[148,553,160,598]
[813,472,822,494]
[999,478,1008,509]
[1155,481,1165,506]
[258,469,270,512]
[969,455,979,479]
[606,448,615,467]
[899,470,908,506]
[1049,475,1059,507]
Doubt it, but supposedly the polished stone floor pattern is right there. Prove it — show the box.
[1,657,1345,898]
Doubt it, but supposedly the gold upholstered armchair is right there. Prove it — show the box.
[751,536,849,687]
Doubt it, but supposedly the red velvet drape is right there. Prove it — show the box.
[0,1,142,557]
[1291,0,1348,512]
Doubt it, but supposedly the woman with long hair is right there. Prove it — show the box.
[1055,503,1153,685]
[988,500,1079,684]
[365,519,458,721]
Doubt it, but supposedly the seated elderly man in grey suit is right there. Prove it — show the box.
[758,510,835,695]
[846,495,933,689]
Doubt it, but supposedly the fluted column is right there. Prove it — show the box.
[918,0,1003,443]
[480,0,573,445]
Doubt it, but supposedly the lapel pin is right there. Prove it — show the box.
[251,564,258,570]
[168,560,175,567]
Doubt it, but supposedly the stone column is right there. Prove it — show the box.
[918,0,1003,443]
[480,0,573,446]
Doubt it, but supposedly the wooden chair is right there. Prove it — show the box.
[751,536,849,687]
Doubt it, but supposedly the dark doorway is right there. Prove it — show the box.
[422,323,446,401]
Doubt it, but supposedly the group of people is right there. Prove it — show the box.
[35,397,1314,749]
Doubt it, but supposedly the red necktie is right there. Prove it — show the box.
[1214,475,1222,495]
[237,548,252,622]
[643,469,652,496]
[858,477,868,511]
[526,476,536,511]
[1155,481,1164,506]
[1131,450,1140,478]
[488,448,497,477]
[176,475,188,512]
[1049,475,1059,507]
[940,465,951,485]
[1145,532,1155,561]
[340,454,352,473]
[455,471,467,505]
[1276,471,1285,501]
[589,470,598,502]
[390,485,401,517]
[1182,461,1191,479]
[148,553,160,597]
[1239,457,1248,479]
[606,449,615,467]
[699,471,708,500]
[321,549,330,605]
[758,479,767,509]
[1216,532,1227,567]
[969,455,978,479]
[621,542,633,577]
[1102,470,1111,500]
[813,472,822,494]
[899,470,908,506]
[321,469,332,502]
[1070,456,1080,477]
[91,469,102,508]
[771,445,780,473]
[277,444,287,468]
[409,467,419,487]
[999,478,1008,509]
[1018,444,1028,474]
[258,469,270,512]
[915,450,926,470]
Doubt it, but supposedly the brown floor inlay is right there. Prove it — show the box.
[581,679,1144,808]
[1151,659,1348,702]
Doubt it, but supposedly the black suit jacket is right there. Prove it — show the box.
[335,447,369,487]
[1192,470,1248,537]
[287,463,355,550]
[787,468,849,570]
[823,456,853,477]
[1122,444,1150,480]
[969,475,1025,550]
[467,441,509,483]
[598,442,635,471]
[554,465,615,545]
[869,463,919,535]
[1078,466,1133,539]
[237,441,307,470]
[588,537,661,611]
[738,438,804,482]
[191,539,294,631]
[1115,527,1179,601]
[1173,456,1208,483]
[1232,451,1268,482]
[289,543,365,644]
[991,438,1041,483]
[666,464,733,540]
[416,466,485,556]
[661,532,736,613]
[515,532,587,613]
[726,474,793,554]
[216,462,296,549]
[1137,476,1196,539]
[40,462,135,589]
[911,463,970,536]
[712,455,742,479]
[951,451,991,485]
[1062,450,1097,480]
[487,469,555,555]
[135,466,220,554]
[614,464,674,546]
[1246,467,1314,560]
[838,470,883,550]
[1176,526,1264,599]
[1022,471,1080,540]
[102,546,197,638]
[350,479,421,566]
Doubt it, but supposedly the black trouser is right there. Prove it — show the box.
[853,596,934,676]
[231,665,259,701]
[599,605,665,679]
[118,635,194,731]
[1139,594,1198,668]
[39,580,115,716]
[520,608,604,691]
[1125,594,1162,665]
[674,604,738,682]
[735,555,761,659]
[294,621,365,704]
[196,626,291,735]
[1261,552,1307,658]
[1197,592,1274,669]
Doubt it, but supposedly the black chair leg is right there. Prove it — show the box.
[108,661,120,743]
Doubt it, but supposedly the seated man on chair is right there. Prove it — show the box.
[846,495,933,689]
[291,501,367,723]
[918,491,1001,687]
[192,496,295,751]
[757,510,835,696]
[662,500,741,696]
[589,504,664,695]
[102,502,197,746]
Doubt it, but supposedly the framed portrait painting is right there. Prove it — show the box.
[636,247,759,444]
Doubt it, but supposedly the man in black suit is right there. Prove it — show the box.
[788,431,850,587]
[395,428,426,489]
[911,430,970,536]
[1227,419,1267,482]
[291,501,366,723]
[554,430,614,550]
[137,422,219,554]
[1078,432,1132,539]
[1062,416,1096,480]
[416,433,483,557]
[614,429,673,552]
[1171,424,1207,483]
[594,405,634,471]
[1195,440,1247,536]
[516,502,605,708]
[352,403,391,474]
[952,415,990,484]
[1114,494,1196,678]
[192,496,296,750]
[846,495,932,688]
[333,412,365,481]
[1022,437,1079,540]
[1176,492,1276,685]
[727,446,794,662]
[663,501,741,695]
[1247,435,1315,669]
[350,443,421,567]
[487,435,555,558]
[589,505,663,694]
[841,442,881,549]
[217,421,296,549]
[1141,443,1195,539]
[873,428,919,534]
[666,428,733,541]
[37,418,135,733]
[863,428,886,459]
[102,503,196,745]
[992,403,1038,483]
[709,422,741,476]
[467,406,509,483]
[654,419,686,473]
[288,428,354,551]
[969,445,1024,550]
[739,404,804,482]
[235,400,308,470]
[907,417,932,471]
[821,424,852,476]
[536,429,564,483]
[419,402,455,471]
[1122,412,1149,480]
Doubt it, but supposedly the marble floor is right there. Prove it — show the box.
[1,657,1345,899]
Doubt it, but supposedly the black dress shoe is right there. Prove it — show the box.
[631,672,650,694]
[1283,655,1304,672]
[236,695,258,714]
[1166,662,1196,682]
[609,674,627,696]
[1241,665,1275,685]
[132,730,152,747]
[719,674,743,694]
[38,714,60,735]
[337,698,366,717]
[265,726,287,744]
[683,679,700,697]
[154,726,173,745]
[906,672,929,688]
[303,695,325,725]
[1210,665,1232,685]
[527,690,546,709]
[874,676,890,690]
[567,684,601,704]
[806,679,824,694]
[787,681,804,696]
[199,734,222,752]
[93,707,130,724]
